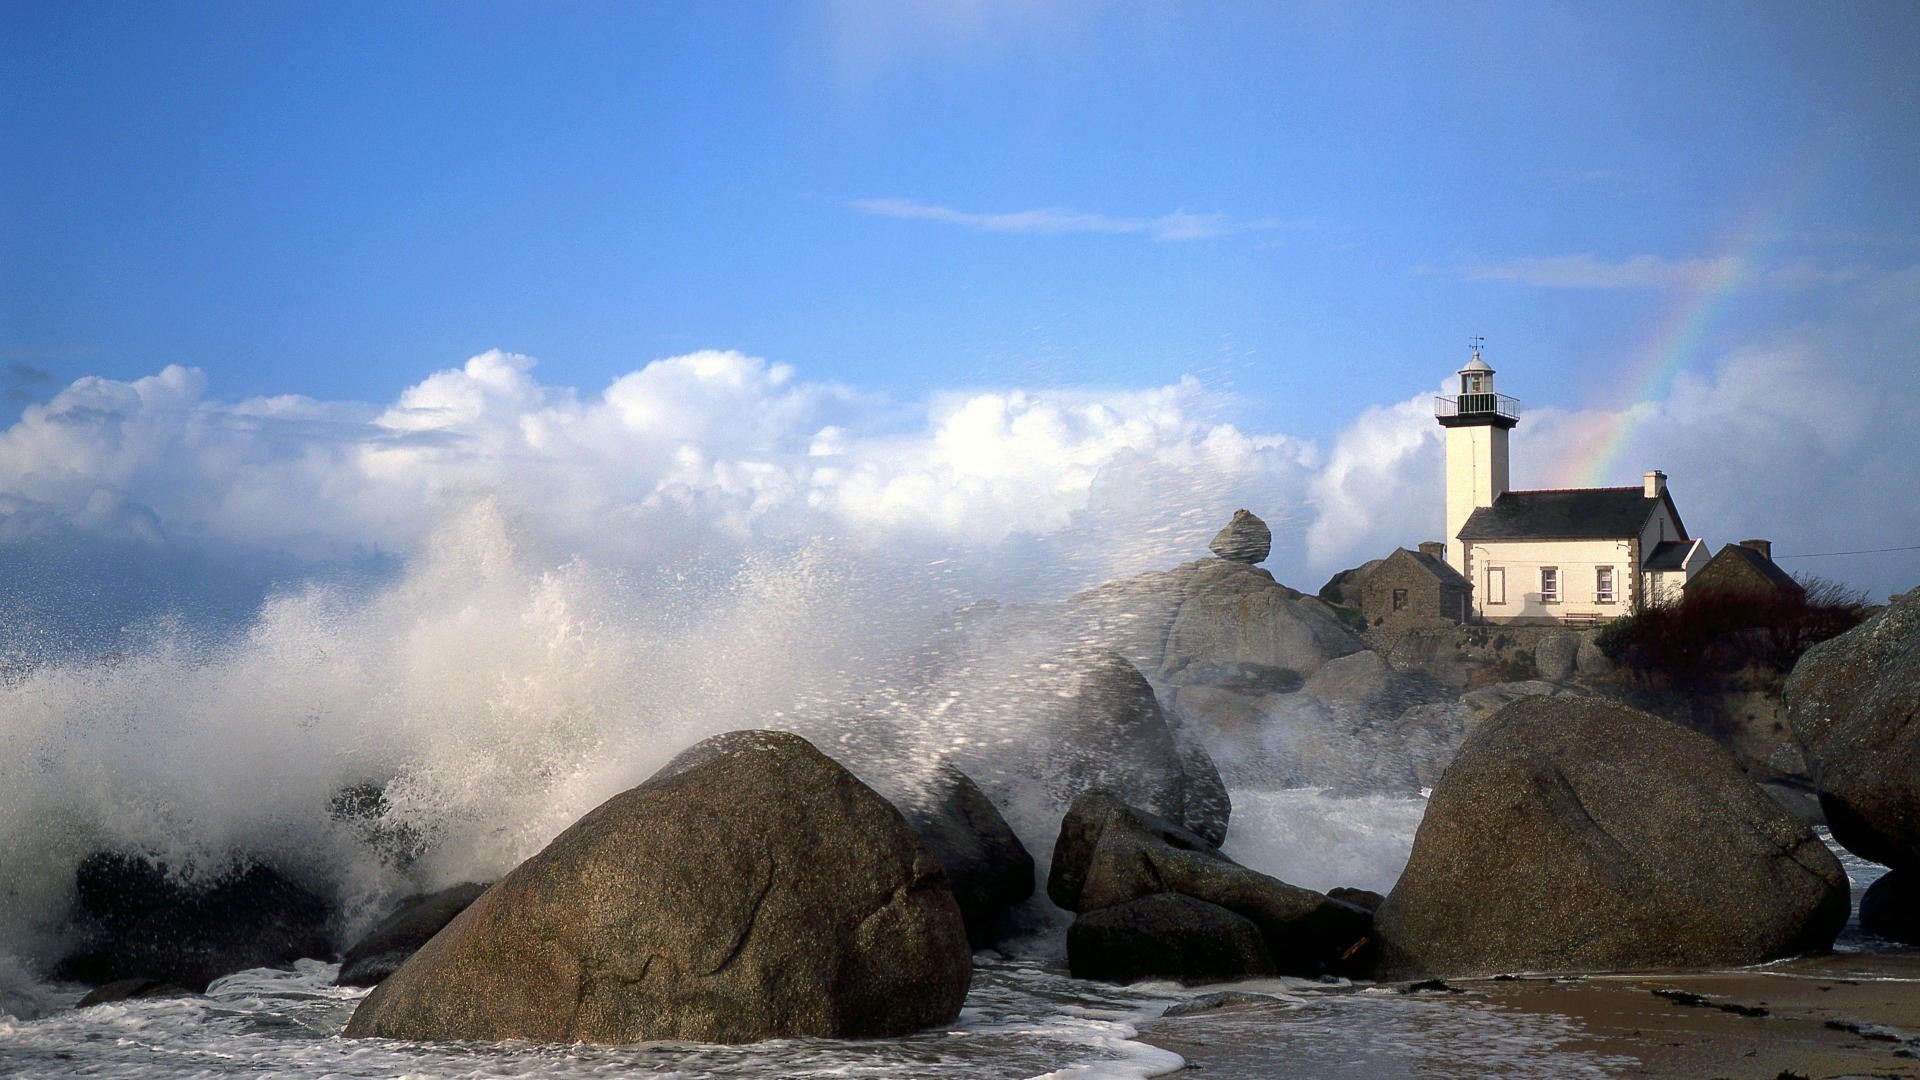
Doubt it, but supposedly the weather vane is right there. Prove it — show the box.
[1469,335,1485,360]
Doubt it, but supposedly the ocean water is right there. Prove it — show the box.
[0,502,1903,1078]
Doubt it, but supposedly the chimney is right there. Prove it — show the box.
[1643,470,1667,498]
[1418,541,1446,561]
[1738,538,1773,560]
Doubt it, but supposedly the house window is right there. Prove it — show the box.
[1392,588,1408,611]
[1540,566,1560,604]
[1486,567,1506,605]
[1596,566,1616,604]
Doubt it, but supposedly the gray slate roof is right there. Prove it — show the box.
[1695,544,1804,593]
[1643,540,1698,572]
[1458,487,1680,542]
[1395,547,1473,589]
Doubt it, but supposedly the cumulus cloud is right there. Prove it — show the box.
[2,267,1917,624]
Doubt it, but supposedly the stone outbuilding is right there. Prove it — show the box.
[1359,542,1473,634]
[1685,539,1805,603]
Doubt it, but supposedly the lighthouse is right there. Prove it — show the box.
[1434,340,1519,576]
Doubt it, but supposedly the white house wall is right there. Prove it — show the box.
[1464,538,1634,622]
[1638,502,1683,550]
[1644,537,1709,608]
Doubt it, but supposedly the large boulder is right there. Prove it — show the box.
[336,882,489,988]
[1374,698,1850,977]
[344,730,971,1044]
[54,852,334,993]
[1785,588,1920,870]
[1208,509,1272,564]
[893,761,1035,949]
[1051,792,1373,982]
[951,648,1229,847]
[1532,632,1581,682]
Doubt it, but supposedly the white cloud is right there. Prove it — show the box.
[851,197,1301,242]
[3,267,1918,610]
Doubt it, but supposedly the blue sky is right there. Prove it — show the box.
[3,1,1918,625]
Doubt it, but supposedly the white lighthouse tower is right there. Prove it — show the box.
[1434,340,1520,575]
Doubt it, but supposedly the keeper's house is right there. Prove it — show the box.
[1436,347,1707,624]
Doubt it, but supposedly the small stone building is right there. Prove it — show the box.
[1685,539,1805,602]
[1360,542,1473,634]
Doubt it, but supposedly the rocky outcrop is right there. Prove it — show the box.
[893,761,1035,949]
[344,730,971,1045]
[54,852,334,993]
[1162,560,1364,686]
[336,882,489,988]
[1208,509,1272,564]
[1064,554,1365,692]
[1786,588,1920,870]
[1374,697,1850,977]
[1051,792,1373,984]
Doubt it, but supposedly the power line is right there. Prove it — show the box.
[1773,544,1920,560]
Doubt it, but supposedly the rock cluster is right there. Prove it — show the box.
[1050,792,1373,985]
[344,730,972,1044]
[1374,696,1850,977]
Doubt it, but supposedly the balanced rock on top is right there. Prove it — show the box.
[1208,509,1271,564]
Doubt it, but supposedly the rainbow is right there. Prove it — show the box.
[1557,148,1828,489]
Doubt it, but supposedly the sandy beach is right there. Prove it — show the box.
[1138,949,1920,1079]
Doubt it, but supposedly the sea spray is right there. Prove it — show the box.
[0,499,973,966]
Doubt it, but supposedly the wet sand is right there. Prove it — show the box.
[1137,950,1920,1079]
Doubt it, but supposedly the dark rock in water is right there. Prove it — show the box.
[1050,792,1374,981]
[76,978,193,1007]
[344,730,971,1045]
[1068,893,1275,985]
[336,881,489,987]
[54,852,334,993]
[1859,869,1920,945]
[1161,990,1285,1017]
[1208,509,1271,564]
[1785,589,1920,870]
[1374,697,1851,978]
[895,761,1035,950]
